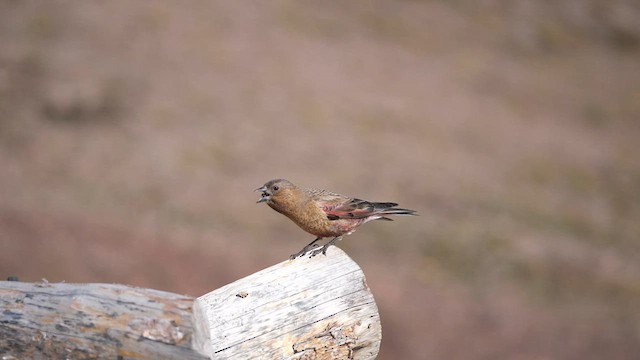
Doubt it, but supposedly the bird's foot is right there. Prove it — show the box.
[308,245,330,258]
[289,243,320,260]
[307,236,342,258]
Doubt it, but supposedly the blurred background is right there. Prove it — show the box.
[1,1,640,359]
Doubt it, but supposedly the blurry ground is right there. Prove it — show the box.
[1,1,640,359]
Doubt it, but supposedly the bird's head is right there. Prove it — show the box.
[255,179,296,205]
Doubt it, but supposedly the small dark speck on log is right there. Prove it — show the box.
[3,309,22,321]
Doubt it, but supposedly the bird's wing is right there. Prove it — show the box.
[320,198,399,220]
[305,187,414,220]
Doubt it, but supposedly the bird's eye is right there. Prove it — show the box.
[273,185,279,191]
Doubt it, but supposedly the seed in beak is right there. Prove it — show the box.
[257,193,269,203]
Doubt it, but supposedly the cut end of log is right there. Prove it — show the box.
[192,246,382,359]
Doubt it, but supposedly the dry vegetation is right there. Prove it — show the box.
[1,1,640,359]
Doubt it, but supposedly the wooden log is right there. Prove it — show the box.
[193,247,381,359]
[0,281,206,359]
[0,246,381,359]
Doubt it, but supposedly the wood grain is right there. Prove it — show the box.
[0,281,206,359]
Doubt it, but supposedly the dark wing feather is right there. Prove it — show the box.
[324,198,416,220]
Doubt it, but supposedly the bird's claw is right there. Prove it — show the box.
[308,246,328,258]
[289,243,320,260]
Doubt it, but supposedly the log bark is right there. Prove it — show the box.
[0,246,381,359]
[0,281,206,359]
[193,247,381,359]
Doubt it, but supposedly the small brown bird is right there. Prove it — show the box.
[256,179,417,259]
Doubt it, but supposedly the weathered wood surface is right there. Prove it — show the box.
[0,282,206,359]
[193,246,381,359]
[0,246,381,359]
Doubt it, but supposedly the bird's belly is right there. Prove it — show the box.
[291,215,362,237]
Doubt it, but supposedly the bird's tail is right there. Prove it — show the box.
[373,202,418,217]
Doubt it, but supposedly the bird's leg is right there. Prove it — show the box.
[309,236,342,258]
[289,237,322,260]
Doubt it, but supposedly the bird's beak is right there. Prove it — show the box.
[255,185,269,203]
[256,194,269,203]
